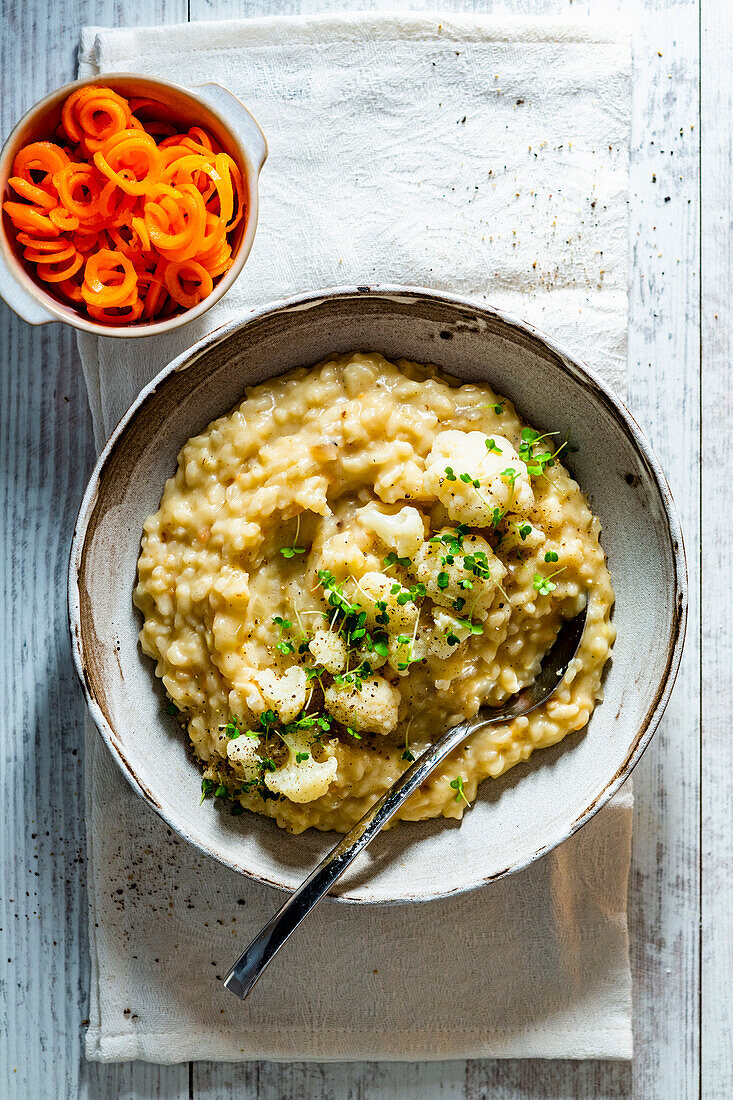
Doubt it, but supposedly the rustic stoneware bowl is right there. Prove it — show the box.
[0,73,267,337]
[69,286,687,903]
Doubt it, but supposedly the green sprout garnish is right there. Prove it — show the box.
[279,514,306,558]
[295,752,310,763]
[450,775,471,807]
[384,551,412,568]
[544,550,559,562]
[485,438,502,454]
[457,618,484,635]
[518,428,568,477]
[532,567,566,596]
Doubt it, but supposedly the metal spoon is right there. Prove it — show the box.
[224,602,587,1000]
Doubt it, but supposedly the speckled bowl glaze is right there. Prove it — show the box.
[0,74,267,337]
[69,286,687,903]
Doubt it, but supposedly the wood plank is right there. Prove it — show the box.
[623,2,701,1097]
[0,2,189,1098]
[195,1061,468,1098]
[700,1,733,1097]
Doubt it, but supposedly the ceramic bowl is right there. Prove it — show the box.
[0,74,267,337]
[69,286,687,903]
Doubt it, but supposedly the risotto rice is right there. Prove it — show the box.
[134,352,615,833]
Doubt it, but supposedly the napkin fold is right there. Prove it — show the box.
[77,12,633,1063]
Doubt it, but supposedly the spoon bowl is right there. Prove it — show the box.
[224,603,589,1001]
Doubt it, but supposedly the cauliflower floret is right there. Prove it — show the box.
[264,730,338,804]
[356,503,426,560]
[253,666,306,723]
[226,733,261,781]
[411,531,506,619]
[429,609,471,660]
[354,571,419,634]
[308,629,348,673]
[325,674,401,736]
[423,430,533,526]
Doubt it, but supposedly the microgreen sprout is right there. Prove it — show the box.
[532,567,566,596]
[396,619,421,672]
[398,583,425,606]
[485,437,502,454]
[518,428,567,478]
[384,551,412,568]
[450,775,471,807]
[279,514,306,558]
[442,466,497,513]
[223,717,241,739]
[457,617,484,636]
[295,752,310,763]
[544,550,559,563]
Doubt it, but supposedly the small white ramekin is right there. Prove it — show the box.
[0,73,267,338]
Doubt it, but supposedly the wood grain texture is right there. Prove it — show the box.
[701,2,733,1098]
[0,0,707,1096]
[0,4,189,1100]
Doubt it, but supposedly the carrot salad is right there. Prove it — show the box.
[2,85,246,324]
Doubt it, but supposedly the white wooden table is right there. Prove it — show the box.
[1,0,725,1096]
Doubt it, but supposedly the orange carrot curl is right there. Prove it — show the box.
[3,85,246,324]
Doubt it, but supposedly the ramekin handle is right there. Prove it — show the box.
[0,250,57,326]
[193,83,268,172]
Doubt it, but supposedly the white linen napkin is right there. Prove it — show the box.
[77,13,633,1063]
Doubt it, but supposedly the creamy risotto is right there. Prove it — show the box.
[134,353,615,833]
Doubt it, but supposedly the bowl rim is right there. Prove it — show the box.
[0,72,262,338]
[68,284,688,903]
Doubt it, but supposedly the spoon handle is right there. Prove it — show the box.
[224,714,483,999]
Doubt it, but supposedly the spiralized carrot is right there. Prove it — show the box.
[2,84,247,325]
